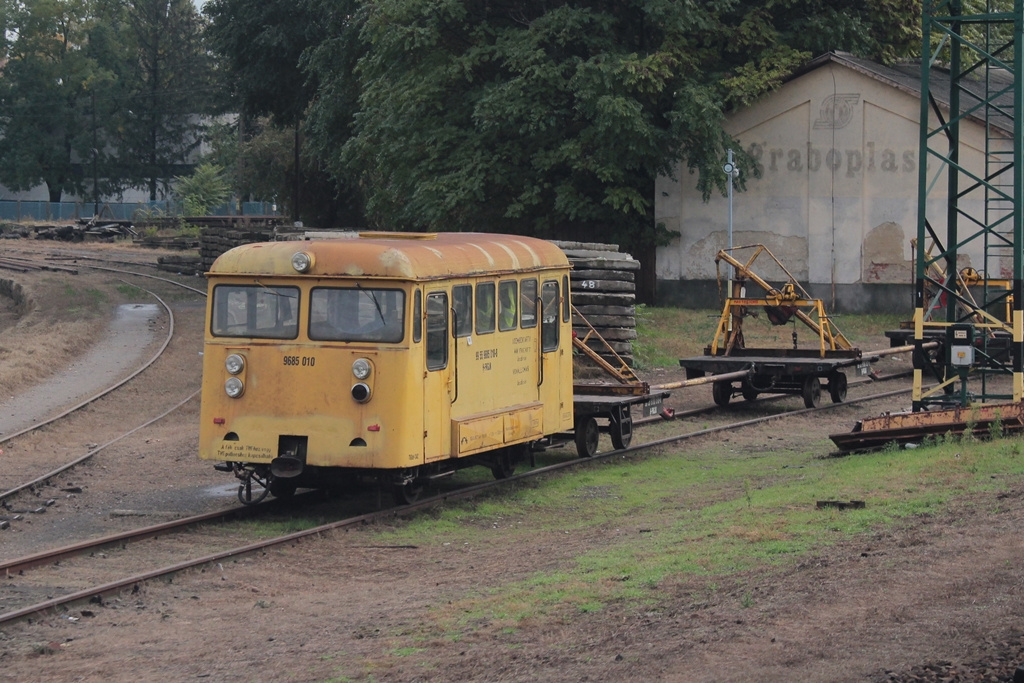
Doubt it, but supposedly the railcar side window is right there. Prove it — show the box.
[426,292,448,370]
[498,281,517,331]
[309,287,405,343]
[453,284,473,337]
[541,280,559,352]
[413,290,422,343]
[562,275,570,322]
[520,278,537,328]
[211,285,299,339]
[475,283,495,335]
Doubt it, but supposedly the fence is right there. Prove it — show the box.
[0,200,277,222]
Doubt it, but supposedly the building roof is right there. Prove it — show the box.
[208,232,570,280]
[793,51,1014,134]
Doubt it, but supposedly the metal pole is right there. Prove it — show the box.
[726,149,735,276]
[723,150,740,331]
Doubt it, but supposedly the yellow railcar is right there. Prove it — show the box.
[199,232,575,504]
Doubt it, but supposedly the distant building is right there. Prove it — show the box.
[655,51,1010,314]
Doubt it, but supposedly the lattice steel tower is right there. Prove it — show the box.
[914,0,1024,410]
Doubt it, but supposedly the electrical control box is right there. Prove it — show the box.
[947,324,974,367]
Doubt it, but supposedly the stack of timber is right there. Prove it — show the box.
[198,217,288,271]
[156,254,204,276]
[553,240,638,364]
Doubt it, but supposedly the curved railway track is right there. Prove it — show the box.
[0,256,206,522]
[0,375,914,627]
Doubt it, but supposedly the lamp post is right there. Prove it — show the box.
[723,150,740,331]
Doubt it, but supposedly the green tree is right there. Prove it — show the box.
[0,0,107,202]
[306,0,919,300]
[204,0,363,225]
[108,0,218,200]
[173,161,230,214]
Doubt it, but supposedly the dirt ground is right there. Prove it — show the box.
[1,240,1023,682]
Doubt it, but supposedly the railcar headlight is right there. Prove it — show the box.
[352,358,371,380]
[351,383,371,403]
[224,377,245,398]
[225,353,245,375]
[291,251,313,273]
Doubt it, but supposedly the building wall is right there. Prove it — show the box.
[655,61,1001,313]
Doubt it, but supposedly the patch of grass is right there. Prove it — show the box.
[59,282,109,315]
[634,306,721,367]
[115,283,147,299]
[358,433,1024,665]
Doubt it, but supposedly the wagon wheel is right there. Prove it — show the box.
[828,372,848,403]
[490,447,518,480]
[392,480,424,506]
[574,416,600,457]
[610,408,633,450]
[237,469,271,506]
[741,381,759,402]
[391,475,423,507]
[712,380,732,407]
[802,376,822,409]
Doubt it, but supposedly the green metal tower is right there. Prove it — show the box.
[914,0,1024,410]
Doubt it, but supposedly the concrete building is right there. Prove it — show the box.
[655,51,1009,314]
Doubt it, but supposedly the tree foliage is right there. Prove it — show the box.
[173,161,230,214]
[204,0,328,127]
[205,0,363,225]
[0,0,105,202]
[304,0,920,256]
[107,0,218,200]
[0,0,219,203]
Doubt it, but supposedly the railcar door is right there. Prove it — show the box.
[423,290,454,461]
[539,278,566,428]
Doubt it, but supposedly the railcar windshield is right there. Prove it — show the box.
[211,284,300,339]
[309,287,406,343]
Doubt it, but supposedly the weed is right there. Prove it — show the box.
[963,409,979,442]
[116,283,146,298]
[740,592,754,609]
[990,411,1004,441]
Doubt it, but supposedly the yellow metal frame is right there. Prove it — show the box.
[710,245,852,357]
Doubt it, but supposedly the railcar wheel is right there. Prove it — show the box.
[802,376,822,409]
[237,470,271,506]
[828,372,848,403]
[712,380,732,407]
[574,416,600,457]
[610,409,633,450]
[741,382,758,402]
[392,480,424,506]
[490,447,517,479]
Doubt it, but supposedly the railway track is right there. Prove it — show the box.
[0,256,208,538]
[0,374,913,627]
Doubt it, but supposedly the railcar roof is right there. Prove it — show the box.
[208,232,570,280]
